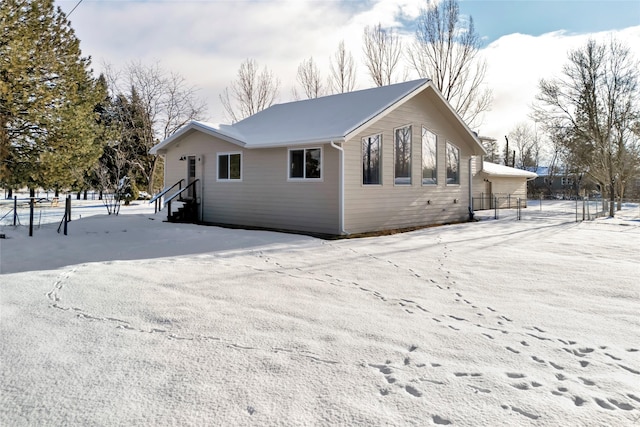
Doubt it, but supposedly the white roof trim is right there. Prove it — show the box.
[149,79,487,154]
[149,121,246,154]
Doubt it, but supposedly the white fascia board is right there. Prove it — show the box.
[245,135,346,149]
[343,80,430,142]
[426,82,486,156]
[149,121,246,155]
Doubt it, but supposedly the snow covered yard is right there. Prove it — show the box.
[1,203,639,426]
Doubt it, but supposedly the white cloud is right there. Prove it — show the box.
[57,1,640,145]
[479,26,640,157]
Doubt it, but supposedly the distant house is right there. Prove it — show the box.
[528,167,597,199]
[472,159,537,209]
[149,79,486,236]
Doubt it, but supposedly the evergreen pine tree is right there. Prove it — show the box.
[0,0,102,193]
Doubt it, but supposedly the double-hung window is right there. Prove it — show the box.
[394,125,412,185]
[422,127,437,185]
[289,148,321,180]
[362,134,381,185]
[446,142,460,185]
[218,153,242,181]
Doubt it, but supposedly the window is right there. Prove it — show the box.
[362,134,381,185]
[218,153,242,180]
[422,127,437,185]
[394,125,411,185]
[446,142,460,185]
[289,148,321,179]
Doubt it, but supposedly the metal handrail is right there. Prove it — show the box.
[165,179,199,222]
[149,179,184,204]
[149,179,184,213]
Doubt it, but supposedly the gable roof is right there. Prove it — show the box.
[151,79,484,154]
[482,162,538,179]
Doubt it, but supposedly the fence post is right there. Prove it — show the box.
[13,196,17,226]
[66,195,72,222]
[494,197,498,220]
[64,196,70,235]
[29,197,34,237]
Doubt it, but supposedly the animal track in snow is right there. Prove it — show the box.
[506,372,526,379]
[468,385,491,393]
[432,414,452,425]
[509,406,540,420]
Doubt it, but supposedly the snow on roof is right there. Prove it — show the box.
[482,161,538,179]
[150,78,486,154]
[231,79,429,147]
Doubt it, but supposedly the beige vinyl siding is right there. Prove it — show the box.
[485,177,528,208]
[164,132,340,234]
[344,90,473,234]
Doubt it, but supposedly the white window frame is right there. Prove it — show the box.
[217,152,243,182]
[421,127,438,186]
[287,147,323,181]
[446,141,460,186]
[362,133,382,186]
[394,124,412,186]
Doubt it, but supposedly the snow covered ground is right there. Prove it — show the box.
[1,201,639,426]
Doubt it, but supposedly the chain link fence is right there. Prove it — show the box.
[473,196,640,222]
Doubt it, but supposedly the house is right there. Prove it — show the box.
[472,159,537,210]
[149,79,486,236]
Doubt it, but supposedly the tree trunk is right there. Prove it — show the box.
[29,188,35,198]
[7,188,12,198]
[83,189,88,200]
[609,182,615,217]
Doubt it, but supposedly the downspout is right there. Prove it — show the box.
[468,156,475,221]
[330,141,346,235]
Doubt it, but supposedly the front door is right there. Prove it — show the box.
[187,155,196,199]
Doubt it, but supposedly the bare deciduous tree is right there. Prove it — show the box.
[362,23,403,87]
[294,57,324,100]
[220,58,280,123]
[407,0,492,128]
[328,40,357,94]
[104,61,207,193]
[508,123,541,170]
[534,38,640,217]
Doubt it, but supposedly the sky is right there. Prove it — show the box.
[2,200,639,425]
[53,0,640,157]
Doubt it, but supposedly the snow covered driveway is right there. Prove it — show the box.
[1,205,639,426]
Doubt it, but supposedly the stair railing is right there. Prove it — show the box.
[163,179,200,222]
[149,179,184,213]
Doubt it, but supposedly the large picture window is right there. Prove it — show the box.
[394,125,411,185]
[446,142,460,185]
[362,134,381,185]
[218,153,242,180]
[422,127,437,185]
[289,148,321,179]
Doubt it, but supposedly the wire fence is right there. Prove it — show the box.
[473,196,640,222]
[0,195,155,237]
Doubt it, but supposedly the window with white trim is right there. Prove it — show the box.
[289,148,321,179]
[422,127,437,185]
[362,134,381,185]
[394,125,412,185]
[446,142,460,185]
[218,153,242,180]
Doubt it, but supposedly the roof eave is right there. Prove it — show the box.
[149,121,247,155]
[344,79,430,141]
